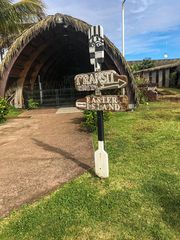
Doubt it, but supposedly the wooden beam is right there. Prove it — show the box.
[14,64,24,70]
[29,43,38,49]
[39,57,59,82]
[8,74,19,78]
[29,50,59,90]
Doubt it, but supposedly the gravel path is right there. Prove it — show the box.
[0,108,93,217]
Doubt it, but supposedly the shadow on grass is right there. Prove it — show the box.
[1,171,178,239]
[143,173,180,231]
[32,138,96,177]
[175,115,180,121]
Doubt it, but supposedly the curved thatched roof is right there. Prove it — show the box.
[0,13,137,105]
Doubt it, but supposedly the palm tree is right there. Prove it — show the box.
[0,0,46,58]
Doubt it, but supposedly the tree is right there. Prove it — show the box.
[130,58,155,73]
[0,0,46,51]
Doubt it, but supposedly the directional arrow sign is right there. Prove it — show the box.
[74,70,127,91]
[76,95,128,112]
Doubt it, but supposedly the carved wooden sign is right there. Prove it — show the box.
[76,95,128,112]
[74,70,127,91]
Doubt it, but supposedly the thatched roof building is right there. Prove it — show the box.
[0,13,137,108]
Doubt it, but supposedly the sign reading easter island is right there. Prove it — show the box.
[74,70,127,91]
[76,95,128,112]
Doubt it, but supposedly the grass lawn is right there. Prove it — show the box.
[0,106,22,124]
[158,88,180,96]
[0,101,179,240]
[6,106,23,118]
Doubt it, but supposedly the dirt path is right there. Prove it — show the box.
[0,108,94,217]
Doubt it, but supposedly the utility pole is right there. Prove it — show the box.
[122,0,126,57]
[122,0,126,96]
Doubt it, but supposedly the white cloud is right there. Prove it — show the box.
[130,0,153,14]
[45,0,180,58]
[46,0,180,36]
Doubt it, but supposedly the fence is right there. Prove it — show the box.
[25,88,87,107]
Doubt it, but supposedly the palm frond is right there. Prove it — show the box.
[12,0,46,22]
[0,0,19,34]
[0,0,46,36]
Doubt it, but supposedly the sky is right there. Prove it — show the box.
[45,0,180,60]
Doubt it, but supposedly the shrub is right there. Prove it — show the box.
[0,98,9,122]
[8,105,22,117]
[131,58,155,72]
[134,77,150,103]
[135,76,148,86]
[28,99,39,109]
[83,110,111,132]
[170,72,177,86]
[137,89,148,104]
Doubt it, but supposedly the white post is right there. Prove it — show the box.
[95,141,109,178]
[165,69,170,87]
[152,71,157,84]
[14,86,23,108]
[158,70,163,87]
[94,61,109,179]
[38,75,43,104]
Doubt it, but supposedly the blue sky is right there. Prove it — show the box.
[45,0,180,60]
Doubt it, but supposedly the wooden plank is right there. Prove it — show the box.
[74,70,127,91]
[76,95,128,112]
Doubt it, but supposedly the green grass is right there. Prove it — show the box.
[0,106,22,124]
[0,102,180,240]
[6,106,23,118]
[158,88,180,96]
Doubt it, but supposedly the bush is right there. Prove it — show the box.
[170,72,177,86]
[135,76,148,86]
[28,99,39,109]
[83,110,111,132]
[8,105,22,118]
[0,98,9,122]
[131,58,155,72]
[83,110,97,132]
[137,89,148,104]
[134,77,149,103]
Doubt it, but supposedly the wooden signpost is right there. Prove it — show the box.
[76,95,128,112]
[74,25,129,178]
[74,70,127,91]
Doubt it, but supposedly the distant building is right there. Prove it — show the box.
[128,59,180,88]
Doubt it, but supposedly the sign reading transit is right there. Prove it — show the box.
[76,95,128,112]
[74,70,127,91]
